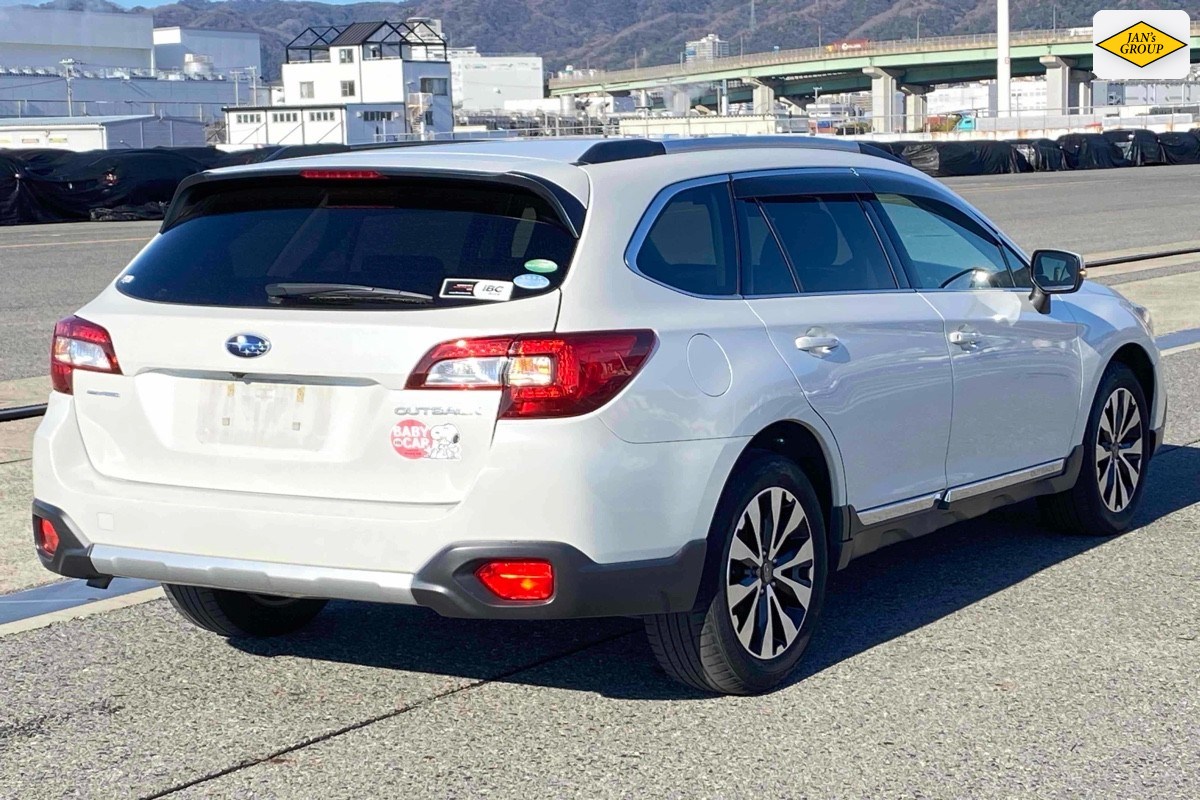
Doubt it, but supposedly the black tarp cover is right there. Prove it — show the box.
[901,141,1029,177]
[1102,129,1165,166]
[1058,133,1129,169]
[1009,139,1067,171]
[1156,131,1200,165]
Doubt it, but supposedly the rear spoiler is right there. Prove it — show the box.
[162,167,587,238]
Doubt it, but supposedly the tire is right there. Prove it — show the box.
[163,584,327,637]
[645,450,828,695]
[1039,362,1150,536]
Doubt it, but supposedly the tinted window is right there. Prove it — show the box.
[759,196,897,293]
[637,183,737,296]
[737,200,796,296]
[118,178,577,309]
[875,194,1014,290]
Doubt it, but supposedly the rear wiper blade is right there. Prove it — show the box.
[266,283,433,305]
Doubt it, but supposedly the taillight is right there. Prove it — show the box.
[51,315,122,395]
[36,518,60,557]
[406,330,656,419]
[476,560,554,601]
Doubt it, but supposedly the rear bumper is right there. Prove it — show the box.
[33,394,744,619]
[34,500,707,618]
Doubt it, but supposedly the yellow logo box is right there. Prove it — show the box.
[1096,21,1188,68]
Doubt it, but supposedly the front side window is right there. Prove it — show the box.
[1000,240,1032,288]
[874,194,1014,290]
[635,182,737,296]
[340,80,356,97]
[759,195,897,293]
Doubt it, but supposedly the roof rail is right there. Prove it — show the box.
[573,135,904,166]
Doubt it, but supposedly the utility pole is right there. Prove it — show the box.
[750,0,756,34]
[60,58,79,117]
[997,0,1011,116]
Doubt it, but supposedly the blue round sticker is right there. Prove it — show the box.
[514,273,550,290]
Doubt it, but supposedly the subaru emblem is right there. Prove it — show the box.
[226,334,271,358]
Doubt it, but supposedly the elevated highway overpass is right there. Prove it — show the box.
[549,25,1200,132]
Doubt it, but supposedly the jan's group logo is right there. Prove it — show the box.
[1093,10,1191,79]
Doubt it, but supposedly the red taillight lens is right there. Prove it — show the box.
[299,169,384,180]
[51,315,122,395]
[475,560,554,601]
[36,518,60,557]
[406,330,656,419]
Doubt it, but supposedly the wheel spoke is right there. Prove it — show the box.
[727,579,758,610]
[1118,403,1141,442]
[746,504,765,562]
[768,492,804,561]
[735,588,761,652]
[729,534,761,567]
[775,536,814,573]
[767,586,800,654]
[774,571,813,610]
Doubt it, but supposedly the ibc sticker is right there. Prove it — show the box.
[391,419,462,460]
[1093,10,1191,79]
[439,278,514,302]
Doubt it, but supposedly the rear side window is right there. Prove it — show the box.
[635,182,737,296]
[117,177,578,309]
[759,196,897,293]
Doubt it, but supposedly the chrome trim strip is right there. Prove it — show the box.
[857,492,941,527]
[942,459,1066,504]
[88,545,417,605]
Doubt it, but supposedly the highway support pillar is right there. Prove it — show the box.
[1040,56,1093,115]
[863,67,902,133]
[746,78,777,115]
[901,85,930,133]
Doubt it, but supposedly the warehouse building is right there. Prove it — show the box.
[449,47,544,111]
[0,115,206,151]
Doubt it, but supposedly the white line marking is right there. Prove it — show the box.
[1162,341,1200,357]
[0,587,163,638]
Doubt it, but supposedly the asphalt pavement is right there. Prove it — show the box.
[0,168,1198,799]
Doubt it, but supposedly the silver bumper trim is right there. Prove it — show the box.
[88,545,417,605]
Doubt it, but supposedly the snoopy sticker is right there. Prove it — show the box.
[426,423,462,460]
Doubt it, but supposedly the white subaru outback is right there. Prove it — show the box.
[33,137,1165,694]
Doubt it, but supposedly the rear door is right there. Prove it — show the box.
[863,169,1083,487]
[70,171,580,504]
[736,169,954,514]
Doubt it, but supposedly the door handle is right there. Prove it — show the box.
[948,328,983,349]
[795,335,841,355]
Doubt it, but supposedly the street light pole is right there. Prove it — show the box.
[997,0,1011,116]
[917,14,923,42]
[60,58,79,117]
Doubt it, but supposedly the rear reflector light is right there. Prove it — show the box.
[36,518,60,557]
[406,330,656,419]
[299,169,383,180]
[475,560,554,601]
[51,315,122,395]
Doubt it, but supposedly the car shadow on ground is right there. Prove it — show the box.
[230,445,1200,701]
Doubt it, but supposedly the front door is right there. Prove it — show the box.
[864,170,1084,487]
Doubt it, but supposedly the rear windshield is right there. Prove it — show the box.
[117,177,578,309]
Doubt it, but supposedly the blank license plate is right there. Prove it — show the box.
[196,381,333,449]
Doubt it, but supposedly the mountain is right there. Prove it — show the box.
[36,0,1200,80]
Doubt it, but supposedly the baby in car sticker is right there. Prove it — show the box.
[391,419,462,460]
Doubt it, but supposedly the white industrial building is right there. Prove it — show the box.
[224,19,453,146]
[153,28,262,77]
[0,8,262,124]
[449,47,543,111]
[685,34,730,64]
[0,114,206,151]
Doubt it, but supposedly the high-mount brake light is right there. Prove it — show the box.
[51,316,122,395]
[406,331,657,419]
[298,169,384,180]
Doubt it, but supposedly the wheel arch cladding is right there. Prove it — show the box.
[739,421,838,550]
[1109,342,1155,416]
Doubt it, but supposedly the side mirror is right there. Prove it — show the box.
[1029,249,1086,313]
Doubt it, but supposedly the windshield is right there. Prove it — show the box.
[117,176,578,309]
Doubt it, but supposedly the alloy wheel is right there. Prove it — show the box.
[1096,387,1143,513]
[726,487,814,660]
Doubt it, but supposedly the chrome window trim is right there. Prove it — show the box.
[623,174,744,300]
